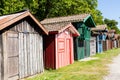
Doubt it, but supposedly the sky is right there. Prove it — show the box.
[97,0,120,28]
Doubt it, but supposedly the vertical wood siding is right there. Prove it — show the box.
[102,41,107,51]
[43,35,55,69]
[90,37,96,56]
[0,35,2,80]
[7,32,19,80]
[19,33,43,78]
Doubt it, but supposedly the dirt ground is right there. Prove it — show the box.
[104,54,120,80]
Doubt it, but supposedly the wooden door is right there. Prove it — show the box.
[7,32,19,80]
[57,38,65,68]
[84,40,90,57]
[66,39,71,65]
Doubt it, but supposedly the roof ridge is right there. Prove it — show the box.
[43,13,90,20]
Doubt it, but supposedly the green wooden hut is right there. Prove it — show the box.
[72,14,96,60]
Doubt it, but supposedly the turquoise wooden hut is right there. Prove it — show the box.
[72,14,96,60]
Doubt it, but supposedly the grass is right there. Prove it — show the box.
[26,48,120,80]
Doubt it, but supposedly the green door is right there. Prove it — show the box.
[84,40,90,57]
[77,39,84,59]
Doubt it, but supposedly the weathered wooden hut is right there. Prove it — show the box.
[72,14,96,60]
[105,30,116,50]
[116,34,120,48]
[114,34,120,48]
[0,10,48,80]
[91,24,107,53]
[41,19,80,69]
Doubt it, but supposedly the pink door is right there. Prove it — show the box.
[57,38,65,68]
[66,39,71,65]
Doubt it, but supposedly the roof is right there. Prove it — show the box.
[114,34,120,39]
[106,30,116,39]
[42,22,80,36]
[91,24,107,31]
[0,10,48,34]
[41,14,90,24]
[108,30,116,33]
[43,22,70,32]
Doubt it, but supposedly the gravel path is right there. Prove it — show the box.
[104,54,120,80]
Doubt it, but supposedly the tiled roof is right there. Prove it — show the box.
[41,14,90,24]
[43,22,80,36]
[0,12,25,26]
[108,30,116,33]
[0,10,48,34]
[43,22,70,32]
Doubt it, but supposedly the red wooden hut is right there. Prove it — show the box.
[41,20,80,69]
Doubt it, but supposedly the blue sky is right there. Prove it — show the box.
[97,0,120,28]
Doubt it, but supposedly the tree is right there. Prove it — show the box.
[104,18,118,27]
[0,0,24,15]
[104,18,120,34]
[42,0,104,24]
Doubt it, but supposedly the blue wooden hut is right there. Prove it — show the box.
[91,25,107,53]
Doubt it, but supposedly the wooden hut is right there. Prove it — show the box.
[72,14,96,60]
[0,10,48,80]
[106,30,116,50]
[114,34,120,48]
[91,24,107,53]
[41,18,80,69]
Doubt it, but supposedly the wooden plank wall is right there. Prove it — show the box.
[90,37,96,56]
[15,20,44,78]
[0,35,2,80]
[102,41,107,51]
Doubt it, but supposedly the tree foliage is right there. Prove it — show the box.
[0,0,24,15]
[0,0,104,24]
[104,18,120,34]
[43,0,104,24]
